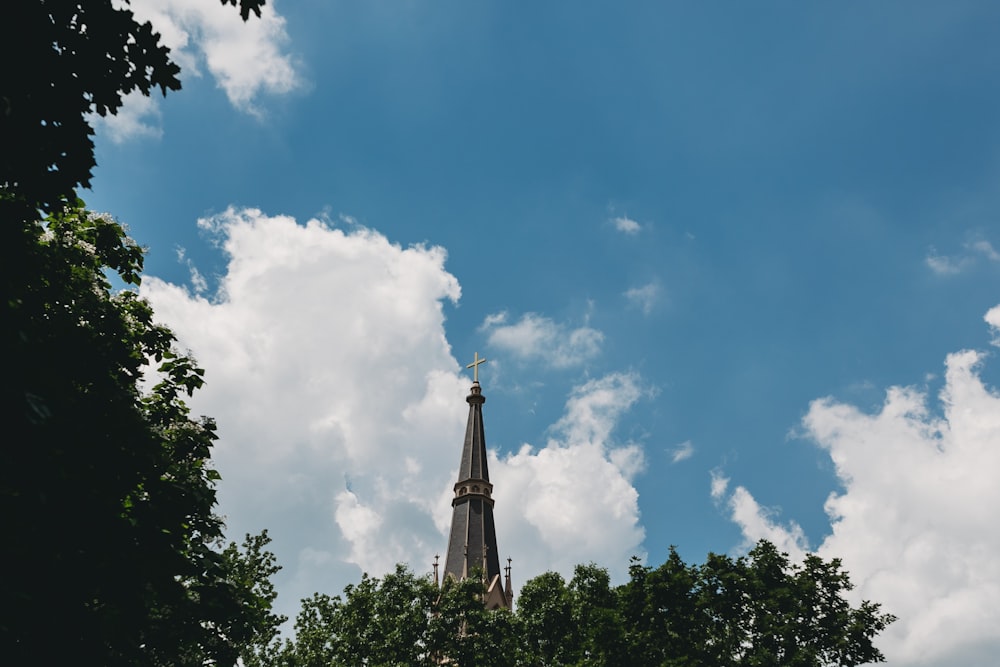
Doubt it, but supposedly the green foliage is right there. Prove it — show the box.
[277,565,438,667]
[0,202,283,665]
[274,567,522,667]
[1,3,283,662]
[516,572,575,665]
[619,542,897,667]
[0,0,266,214]
[224,530,290,667]
[429,573,517,667]
[276,543,894,667]
[618,549,703,666]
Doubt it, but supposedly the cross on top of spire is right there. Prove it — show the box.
[466,352,487,383]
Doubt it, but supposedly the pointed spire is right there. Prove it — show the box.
[442,355,504,601]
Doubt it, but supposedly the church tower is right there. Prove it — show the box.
[441,353,512,610]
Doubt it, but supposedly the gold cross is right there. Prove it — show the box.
[466,352,487,383]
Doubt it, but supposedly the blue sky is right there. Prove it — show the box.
[86,2,1000,663]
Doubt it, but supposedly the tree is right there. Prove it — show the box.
[619,549,704,666]
[276,567,519,667]
[627,541,897,667]
[275,542,894,667]
[0,0,265,216]
[2,3,287,660]
[429,573,518,667]
[278,565,438,667]
[223,530,289,667]
[0,201,283,665]
[515,571,576,665]
[559,564,630,667]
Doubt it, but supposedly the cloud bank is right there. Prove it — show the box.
[715,310,1000,666]
[139,207,646,623]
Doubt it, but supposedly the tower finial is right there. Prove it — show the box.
[466,351,487,383]
[505,557,514,603]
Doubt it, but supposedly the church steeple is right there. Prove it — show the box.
[442,353,511,609]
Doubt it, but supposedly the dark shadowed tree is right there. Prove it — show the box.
[0,201,283,665]
[1,6,287,664]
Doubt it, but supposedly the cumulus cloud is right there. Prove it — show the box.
[99,0,299,138]
[140,207,647,625]
[987,306,1000,346]
[714,309,1000,666]
[480,311,604,368]
[492,372,648,581]
[142,207,463,613]
[612,215,641,235]
[715,483,809,562]
[624,281,661,315]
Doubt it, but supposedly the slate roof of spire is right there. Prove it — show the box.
[443,380,504,592]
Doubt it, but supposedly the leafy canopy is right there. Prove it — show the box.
[275,542,895,667]
[1,3,285,664]
[1,200,284,665]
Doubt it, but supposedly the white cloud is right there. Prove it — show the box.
[100,0,300,138]
[612,216,641,235]
[718,484,808,562]
[142,206,463,615]
[624,281,661,315]
[140,207,647,626]
[492,372,648,582]
[986,306,1000,346]
[479,311,603,368]
[670,440,694,463]
[715,309,1000,666]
